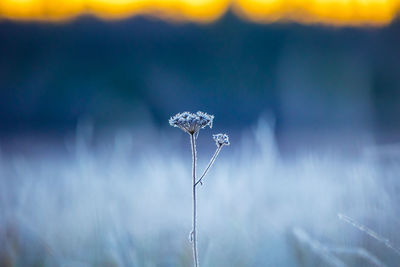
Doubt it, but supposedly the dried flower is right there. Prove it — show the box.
[213,133,230,147]
[169,111,214,135]
[169,111,228,267]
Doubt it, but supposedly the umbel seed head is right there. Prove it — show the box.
[213,133,230,147]
[169,111,214,135]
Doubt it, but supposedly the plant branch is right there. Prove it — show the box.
[190,133,199,267]
[195,145,223,187]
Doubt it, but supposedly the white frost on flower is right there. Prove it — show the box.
[169,111,214,135]
[213,133,230,147]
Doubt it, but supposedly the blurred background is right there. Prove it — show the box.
[1,1,400,266]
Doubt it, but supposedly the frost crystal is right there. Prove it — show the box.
[169,111,214,135]
[213,133,230,147]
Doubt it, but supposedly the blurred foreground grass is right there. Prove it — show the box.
[0,120,399,266]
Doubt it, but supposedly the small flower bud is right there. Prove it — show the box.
[213,133,230,147]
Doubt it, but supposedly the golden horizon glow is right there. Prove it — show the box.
[233,0,400,25]
[0,0,399,25]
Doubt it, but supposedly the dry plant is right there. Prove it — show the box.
[169,111,229,267]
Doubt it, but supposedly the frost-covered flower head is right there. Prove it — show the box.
[169,111,214,135]
[213,133,230,147]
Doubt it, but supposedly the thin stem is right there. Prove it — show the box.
[338,213,400,256]
[195,145,223,187]
[190,134,199,267]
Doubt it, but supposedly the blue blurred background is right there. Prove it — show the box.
[1,8,400,267]
[1,14,399,144]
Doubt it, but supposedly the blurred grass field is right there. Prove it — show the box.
[1,119,399,266]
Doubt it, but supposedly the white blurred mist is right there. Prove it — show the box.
[0,118,399,267]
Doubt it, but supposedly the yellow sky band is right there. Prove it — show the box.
[0,0,399,25]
